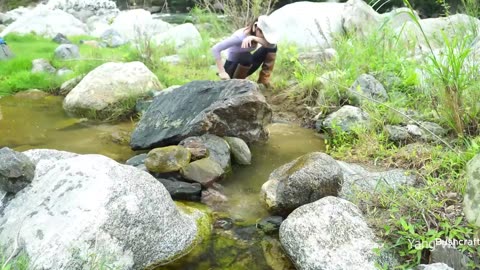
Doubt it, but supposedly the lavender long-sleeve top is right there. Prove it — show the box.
[211,29,256,62]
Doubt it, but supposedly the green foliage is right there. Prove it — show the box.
[0,34,60,95]
[402,0,480,136]
[0,34,136,96]
[0,251,29,270]
[196,0,278,31]
[188,7,229,38]
[0,0,39,11]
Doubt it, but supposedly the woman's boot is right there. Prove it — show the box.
[257,52,276,87]
[232,64,252,79]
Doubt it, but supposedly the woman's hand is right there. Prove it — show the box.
[218,71,230,80]
[241,36,256,48]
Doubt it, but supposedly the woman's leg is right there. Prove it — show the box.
[224,60,236,78]
[225,52,253,79]
[248,46,278,86]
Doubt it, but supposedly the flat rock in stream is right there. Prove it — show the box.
[130,80,272,150]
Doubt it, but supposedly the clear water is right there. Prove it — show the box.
[0,94,136,161]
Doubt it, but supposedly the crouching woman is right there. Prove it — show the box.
[211,15,278,88]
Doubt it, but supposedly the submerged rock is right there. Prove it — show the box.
[224,136,251,165]
[257,216,283,234]
[157,178,202,202]
[144,146,191,173]
[179,137,209,161]
[125,153,147,167]
[0,147,35,194]
[181,158,224,187]
[130,80,272,150]
[201,187,228,211]
[261,236,295,270]
[260,152,343,215]
[0,154,200,269]
[197,134,231,172]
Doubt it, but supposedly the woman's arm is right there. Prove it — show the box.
[241,35,275,49]
[211,35,242,78]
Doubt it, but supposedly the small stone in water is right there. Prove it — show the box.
[214,218,233,230]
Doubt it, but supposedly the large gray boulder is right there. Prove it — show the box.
[0,6,88,38]
[23,148,79,165]
[130,80,272,150]
[63,61,161,120]
[400,14,480,53]
[464,154,480,226]
[260,152,343,214]
[342,0,381,36]
[279,196,381,270]
[152,23,201,48]
[0,154,201,269]
[0,147,35,194]
[268,1,345,47]
[108,9,171,41]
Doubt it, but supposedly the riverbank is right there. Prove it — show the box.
[1,0,480,269]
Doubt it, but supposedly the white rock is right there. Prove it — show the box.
[109,9,171,41]
[63,61,162,118]
[152,23,202,48]
[280,196,380,270]
[0,154,199,269]
[268,1,345,47]
[23,148,79,166]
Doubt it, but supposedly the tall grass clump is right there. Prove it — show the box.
[402,0,480,136]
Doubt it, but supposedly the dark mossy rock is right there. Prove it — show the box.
[130,80,272,150]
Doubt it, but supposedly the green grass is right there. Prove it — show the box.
[0,251,29,270]
[0,31,220,97]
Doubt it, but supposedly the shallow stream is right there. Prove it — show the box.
[0,93,325,269]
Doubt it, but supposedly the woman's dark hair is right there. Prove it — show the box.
[248,17,259,35]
